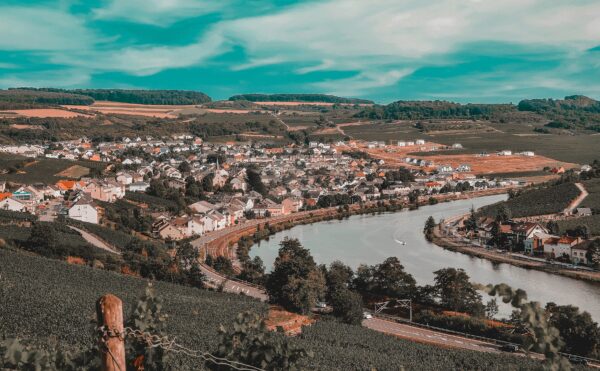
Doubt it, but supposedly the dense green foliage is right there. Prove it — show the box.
[229,94,373,104]
[265,238,325,314]
[22,88,211,105]
[0,89,93,108]
[356,100,514,120]
[479,182,580,218]
[518,95,600,131]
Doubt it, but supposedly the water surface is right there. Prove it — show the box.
[250,195,600,319]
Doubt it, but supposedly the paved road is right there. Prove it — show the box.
[199,264,268,301]
[68,226,120,255]
[363,317,501,353]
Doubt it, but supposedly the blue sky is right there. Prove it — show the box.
[1,0,599,103]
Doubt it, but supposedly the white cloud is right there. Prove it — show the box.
[0,69,91,89]
[231,56,286,71]
[93,0,227,26]
[312,69,414,96]
[0,6,96,51]
[49,31,229,76]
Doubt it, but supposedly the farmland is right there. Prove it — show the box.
[478,182,581,218]
[0,249,546,370]
[0,158,105,184]
[344,121,600,164]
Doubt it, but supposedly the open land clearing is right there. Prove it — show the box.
[0,108,91,118]
[54,164,90,178]
[340,141,577,175]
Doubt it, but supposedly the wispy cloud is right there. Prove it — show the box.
[0,6,96,51]
[92,0,227,26]
[312,69,414,96]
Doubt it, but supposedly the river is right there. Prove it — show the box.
[250,194,600,319]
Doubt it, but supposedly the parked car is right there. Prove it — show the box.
[568,356,588,366]
[499,344,519,352]
[363,312,373,319]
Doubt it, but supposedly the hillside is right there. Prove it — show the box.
[229,93,374,104]
[0,248,544,370]
[0,89,94,109]
[15,88,212,105]
[356,100,516,120]
[518,95,600,131]
[478,182,581,218]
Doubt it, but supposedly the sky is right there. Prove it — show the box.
[0,0,599,103]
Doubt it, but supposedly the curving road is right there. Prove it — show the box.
[68,226,121,254]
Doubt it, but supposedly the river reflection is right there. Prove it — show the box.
[250,194,600,319]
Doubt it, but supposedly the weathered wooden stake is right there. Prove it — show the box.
[96,294,126,371]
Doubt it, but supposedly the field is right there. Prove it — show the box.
[0,249,545,370]
[341,140,574,175]
[0,158,105,184]
[0,108,90,118]
[54,164,90,178]
[581,178,600,213]
[557,214,600,236]
[478,182,581,218]
[343,121,600,164]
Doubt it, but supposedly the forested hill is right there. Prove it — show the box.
[518,95,600,131]
[356,96,600,131]
[356,100,514,120]
[0,89,94,109]
[14,88,212,105]
[229,93,374,104]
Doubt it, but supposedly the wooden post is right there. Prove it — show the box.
[96,294,126,371]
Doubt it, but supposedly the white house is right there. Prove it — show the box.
[68,196,99,224]
[415,139,425,145]
[0,197,27,212]
[128,181,150,192]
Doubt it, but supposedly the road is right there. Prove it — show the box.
[68,226,121,255]
[199,264,268,301]
[564,182,588,215]
[363,317,502,353]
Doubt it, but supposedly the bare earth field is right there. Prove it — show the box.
[1,109,90,118]
[64,101,259,118]
[340,141,577,175]
[55,164,90,178]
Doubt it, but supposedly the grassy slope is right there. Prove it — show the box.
[0,249,545,370]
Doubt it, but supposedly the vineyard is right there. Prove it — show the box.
[557,215,600,236]
[478,182,581,218]
[0,249,550,370]
[581,178,600,213]
[296,320,543,370]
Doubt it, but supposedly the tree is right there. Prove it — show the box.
[587,240,600,268]
[177,161,191,174]
[485,299,499,319]
[212,256,235,276]
[265,238,325,314]
[496,204,511,223]
[26,222,58,255]
[372,257,417,299]
[546,304,600,357]
[423,216,436,241]
[464,207,478,237]
[247,168,267,195]
[330,288,364,325]
[238,256,266,284]
[325,260,354,300]
[432,268,484,315]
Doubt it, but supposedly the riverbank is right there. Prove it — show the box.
[194,187,513,268]
[432,222,600,284]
